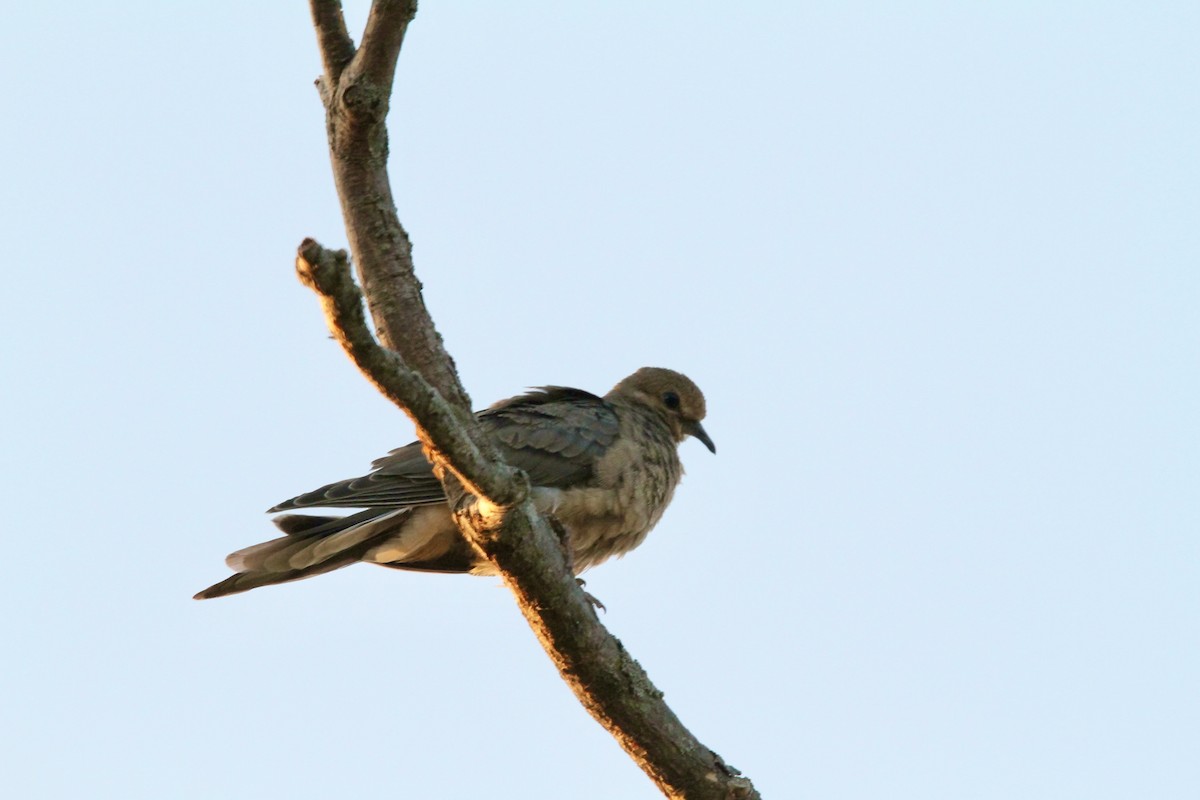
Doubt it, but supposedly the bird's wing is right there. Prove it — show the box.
[480,386,619,488]
[269,387,619,512]
[268,442,442,511]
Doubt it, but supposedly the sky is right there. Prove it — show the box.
[2,2,1197,798]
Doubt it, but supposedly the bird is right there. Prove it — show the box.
[194,367,714,600]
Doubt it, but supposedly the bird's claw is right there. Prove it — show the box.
[576,578,606,613]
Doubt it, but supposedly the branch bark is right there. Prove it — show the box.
[302,2,760,798]
[311,0,470,412]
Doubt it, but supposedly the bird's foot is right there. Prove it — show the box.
[576,578,606,613]
[547,518,602,610]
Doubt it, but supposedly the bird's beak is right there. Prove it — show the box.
[685,420,716,454]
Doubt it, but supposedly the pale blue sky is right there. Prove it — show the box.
[3,2,1197,798]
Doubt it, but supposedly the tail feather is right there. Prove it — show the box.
[272,513,342,535]
[194,509,410,600]
[193,546,369,600]
[271,508,392,537]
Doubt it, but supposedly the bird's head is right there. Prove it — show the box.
[611,367,715,454]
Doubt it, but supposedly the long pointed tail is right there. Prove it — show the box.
[193,509,409,600]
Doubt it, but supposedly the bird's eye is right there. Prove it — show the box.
[663,391,681,410]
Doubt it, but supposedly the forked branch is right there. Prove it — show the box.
[301,2,759,797]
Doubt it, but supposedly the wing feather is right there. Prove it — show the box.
[269,386,619,512]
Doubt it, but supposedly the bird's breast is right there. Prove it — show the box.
[552,407,683,571]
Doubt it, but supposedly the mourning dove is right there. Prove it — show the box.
[194,367,714,599]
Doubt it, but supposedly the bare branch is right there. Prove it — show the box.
[300,2,762,797]
[352,0,417,92]
[457,500,763,800]
[296,239,760,799]
[295,239,526,509]
[310,0,469,411]
[308,0,356,84]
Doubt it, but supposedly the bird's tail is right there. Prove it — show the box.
[193,508,409,600]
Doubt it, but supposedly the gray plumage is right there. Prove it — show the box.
[194,367,714,600]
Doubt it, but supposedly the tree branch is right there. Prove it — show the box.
[308,0,470,412]
[352,0,416,91]
[309,0,355,84]
[295,238,760,800]
[294,240,525,507]
[301,2,761,797]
